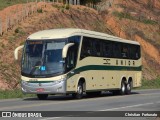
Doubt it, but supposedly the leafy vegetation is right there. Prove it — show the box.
[52,4,70,12]
[80,0,101,5]
[113,11,158,25]
[37,8,43,13]
[0,89,35,99]
[139,77,160,89]
[64,4,70,10]
[142,19,157,25]
[0,0,34,10]
[14,27,25,34]
[113,11,134,20]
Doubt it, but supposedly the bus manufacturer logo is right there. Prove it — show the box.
[103,59,111,65]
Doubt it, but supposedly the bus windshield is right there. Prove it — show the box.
[21,39,67,77]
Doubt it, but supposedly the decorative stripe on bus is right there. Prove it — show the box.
[67,65,142,78]
[27,65,142,83]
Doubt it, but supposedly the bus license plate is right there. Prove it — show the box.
[36,88,45,92]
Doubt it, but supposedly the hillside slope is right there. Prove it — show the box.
[100,0,160,80]
[0,3,110,90]
[0,1,160,90]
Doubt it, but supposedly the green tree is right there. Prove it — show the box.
[81,0,101,5]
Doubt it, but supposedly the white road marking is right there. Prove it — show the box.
[39,102,156,120]
[39,115,73,120]
[99,102,154,111]
[39,117,63,120]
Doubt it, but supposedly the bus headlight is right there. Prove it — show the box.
[51,78,66,85]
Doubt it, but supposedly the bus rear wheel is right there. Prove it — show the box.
[112,81,127,95]
[72,82,83,99]
[37,94,48,100]
[126,81,132,95]
[119,81,126,95]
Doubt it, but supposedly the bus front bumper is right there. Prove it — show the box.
[21,80,66,94]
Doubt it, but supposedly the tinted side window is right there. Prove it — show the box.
[68,36,81,46]
[92,39,101,57]
[80,37,93,60]
[121,43,129,59]
[65,46,76,72]
[130,45,140,60]
[136,46,141,59]
[102,41,112,58]
[113,42,121,58]
[67,36,81,65]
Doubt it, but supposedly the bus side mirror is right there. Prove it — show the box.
[14,45,24,60]
[62,43,75,58]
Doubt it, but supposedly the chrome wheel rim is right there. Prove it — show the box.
[122,83,125,93]
[127,83,131,91]
[78,86,82,94]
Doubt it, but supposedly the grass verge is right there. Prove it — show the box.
[0,89,35,99]
[140,77,160,89]
[134,77,160,90]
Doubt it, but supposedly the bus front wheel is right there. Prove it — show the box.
[37,94,48,100]
[72,82,83,99]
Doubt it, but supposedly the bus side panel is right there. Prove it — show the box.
[134,71,142,87]
[66,74,79,92]
[68,56,142,92]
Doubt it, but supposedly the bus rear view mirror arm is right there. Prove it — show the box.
[14,45,24,60]
[62,43,75,58]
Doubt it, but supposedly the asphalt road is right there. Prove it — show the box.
[0,89,160,120]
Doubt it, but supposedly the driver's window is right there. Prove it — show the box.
[66,46,76,71]
[65,36,80,72]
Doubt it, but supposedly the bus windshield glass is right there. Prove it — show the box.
[21,39,67,77]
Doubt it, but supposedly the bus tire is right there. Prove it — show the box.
[126,81,132,95]
[72,82,83,99]
[119,81,126,95]
[37,94,48,100]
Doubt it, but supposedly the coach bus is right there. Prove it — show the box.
[14,28,142,100]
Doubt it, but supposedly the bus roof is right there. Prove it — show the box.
[27,28,140,45]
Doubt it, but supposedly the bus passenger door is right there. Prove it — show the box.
[66,46,78,92]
